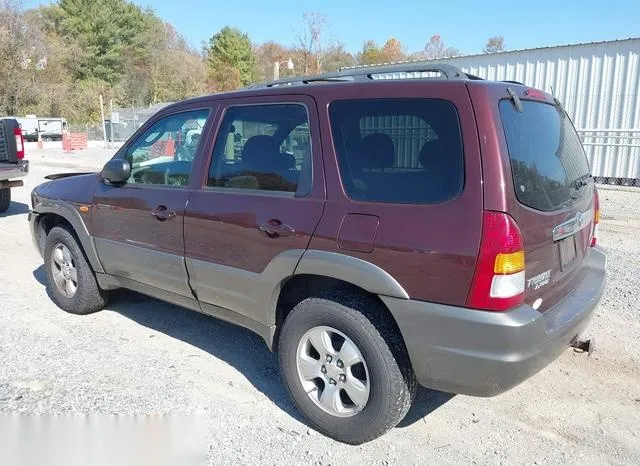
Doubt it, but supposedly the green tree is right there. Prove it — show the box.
[357,40,384,65]
[357,38,406,66]
[54,0,151,84]
[207,26,256,90]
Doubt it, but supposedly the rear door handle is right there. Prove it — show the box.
[259,220,295,238]
[151,205,176,221]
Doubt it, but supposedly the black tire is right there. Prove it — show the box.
[0,188,10,213]
[44,225,109,314]
[278,291,417,444]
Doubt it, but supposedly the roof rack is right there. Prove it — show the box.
[251,63,471,88]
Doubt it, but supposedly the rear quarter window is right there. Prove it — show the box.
[500,100,590,211]
[329,98,464,204]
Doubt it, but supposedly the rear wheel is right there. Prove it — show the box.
[44,226,109,314]
[0,188,10,213]
[278,291,417,444]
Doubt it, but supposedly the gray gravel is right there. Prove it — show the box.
[1,151,639,465]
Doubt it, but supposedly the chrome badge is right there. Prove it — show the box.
[527,270,551,290]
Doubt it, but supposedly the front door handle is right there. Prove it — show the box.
[151,205,176,221]
[259,220,295,238]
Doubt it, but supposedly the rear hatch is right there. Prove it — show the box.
[499,96,595,313]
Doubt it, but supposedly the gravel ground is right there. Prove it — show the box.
[1,149,639,465]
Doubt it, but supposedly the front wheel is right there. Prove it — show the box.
[278,291,417,444]
[44,226,109,314]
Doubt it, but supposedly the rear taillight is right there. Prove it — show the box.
[591,188,600,247]
[14,127,24,160]
[466,211,525,312]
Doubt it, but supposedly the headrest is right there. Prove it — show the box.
[419,139,445,168]
[242,135,279,172]
[359,133,395,169]
[280,152,296,170]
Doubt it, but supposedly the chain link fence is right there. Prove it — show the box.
[68,102,173,144]
[578,129,640,187]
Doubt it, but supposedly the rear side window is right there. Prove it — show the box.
[208,104,311,195]
[500,100,590,211]
[329,99,464,204]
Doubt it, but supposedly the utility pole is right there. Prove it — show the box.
[99,94,107,148]
[109,99,114,147]
[273,61,280,80]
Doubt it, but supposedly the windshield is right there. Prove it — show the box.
[500,100,591,211]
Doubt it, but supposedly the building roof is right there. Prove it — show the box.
[341,37,640,70]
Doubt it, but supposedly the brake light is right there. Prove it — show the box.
[14,127,24,160]
[524,88,546,100]
[467,212,525,312]
[591,188,600,247]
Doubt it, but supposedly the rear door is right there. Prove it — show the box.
[499,97,595,312]
[183,95,325,326]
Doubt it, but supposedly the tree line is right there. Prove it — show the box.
[0,0,505,123]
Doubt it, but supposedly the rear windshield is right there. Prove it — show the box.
[329,98,464,204]
[500,100,590,211]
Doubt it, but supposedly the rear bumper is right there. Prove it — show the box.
[382,247,607,397]
[0,160,29,181]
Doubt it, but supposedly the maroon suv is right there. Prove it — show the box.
[29,63,607,444]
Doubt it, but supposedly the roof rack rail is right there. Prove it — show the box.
[250,63,470,88]
[502,80,524,85]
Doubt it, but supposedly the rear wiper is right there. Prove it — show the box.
[569,174,594,199]
[575,174,594,190]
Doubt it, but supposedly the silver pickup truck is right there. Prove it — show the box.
[0,118,29,213]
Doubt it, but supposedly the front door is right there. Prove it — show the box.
[184,96,325,325]
[92,108,212,297]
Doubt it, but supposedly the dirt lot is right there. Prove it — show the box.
[1,147,639,465]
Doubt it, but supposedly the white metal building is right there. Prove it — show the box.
[377,38,640,180]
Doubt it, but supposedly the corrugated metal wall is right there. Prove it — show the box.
[430,39,640,179]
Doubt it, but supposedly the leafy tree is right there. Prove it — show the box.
[123,19,206,104]
[322,43,356,72]
[55,0,151,84]
[357,40,385,65]
[254,41,289,81]
[484,36,505,53]
[423,34,460,59]
[381,38,406,63]
[357,38,407,66]
[207,26,256,89]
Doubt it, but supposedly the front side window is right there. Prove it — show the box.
[329,98,464,204]
[208,104,311,195]
[125,109,209,187]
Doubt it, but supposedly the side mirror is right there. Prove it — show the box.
[101,159,131,185]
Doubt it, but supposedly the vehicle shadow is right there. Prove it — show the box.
[31,265,453,429]
[397,388,455,428]
[0,201,29,218]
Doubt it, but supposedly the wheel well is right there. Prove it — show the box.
[272,274,403,351]
[35,213,73,253]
